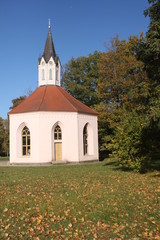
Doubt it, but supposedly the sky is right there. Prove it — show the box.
[0,0,150,119]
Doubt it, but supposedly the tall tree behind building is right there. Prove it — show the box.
[135,0,160,161]
[62,51,100,108]
[0,117,5,156]
[97,36,151,172]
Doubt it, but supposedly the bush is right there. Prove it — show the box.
[105,110,151,173]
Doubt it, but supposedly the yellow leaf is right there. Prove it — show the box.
[68,223,72,228]
[81,217,85,222]
[94,233,97,238]
[3,208,8,213]
[5,224,10,230]
[37,219,41,224]
[97,221,101,227]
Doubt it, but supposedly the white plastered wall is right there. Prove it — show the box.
[9,111,99,164]
[78,114,99,162]
[38,57,61,87]
[9,112,79,164]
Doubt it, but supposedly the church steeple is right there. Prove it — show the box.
[42,20,57,64]
[38,20,61,87]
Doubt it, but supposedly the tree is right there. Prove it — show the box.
[0,117,5,156]
[136,0,160,118]
[137,0,160,82]
[97,36,149,127]
[135,0,160,162]
[2,119,9,156]
[97,36,151,172]
[5,92,31,156]
[62,51,100,107]
[10,95,26,110]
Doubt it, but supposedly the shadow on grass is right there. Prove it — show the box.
[103,160,118,167]
[103,157,160,174]
[152,173,160,177]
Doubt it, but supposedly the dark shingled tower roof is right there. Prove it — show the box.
[39,23,59,65]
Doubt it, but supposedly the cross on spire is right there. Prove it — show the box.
[49,18,51,31]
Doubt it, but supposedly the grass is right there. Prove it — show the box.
[0,156,9,161]
[0,160,160,239]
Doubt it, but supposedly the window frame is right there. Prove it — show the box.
[49,69,52,80]
[83,124,88,155]
[22,126,31,156]
[42,69,45,80]
[54,125,62,141]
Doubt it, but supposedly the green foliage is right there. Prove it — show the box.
[0,156,9,161]
[133,0,160,168]
[97,36,151,172]
[143,0,160,81]
[0,117,5,155]
[0,118,9,156]
[135,0,160,119]
[2,119,9,156]
[9,95,26,110]
[0,163,159,239]
[97,36,149,123]
[62,51,100,107]
[106,110,151,172]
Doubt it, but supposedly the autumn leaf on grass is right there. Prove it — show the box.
[68,223,72,228]
[37,219,41,224]
[81,217,85,222]
[3,208,8,213]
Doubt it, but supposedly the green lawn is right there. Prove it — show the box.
[0,156,9,161]
[0,160,160,239]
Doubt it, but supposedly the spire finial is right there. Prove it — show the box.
[48,18,51,31]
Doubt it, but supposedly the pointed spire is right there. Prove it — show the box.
[41,19,58,64]
[38,20,61,87]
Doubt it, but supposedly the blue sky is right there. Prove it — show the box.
[0,0,150,119]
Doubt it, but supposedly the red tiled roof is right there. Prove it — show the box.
[9,86,98,115]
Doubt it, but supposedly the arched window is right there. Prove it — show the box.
[42,69,45,80]
[83,124,88,155]
[54,125,62,140]
[49,69,52,80]
[56,68,58,81]
[22,126,30,156]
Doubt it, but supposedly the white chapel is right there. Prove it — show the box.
[9,22,99,164]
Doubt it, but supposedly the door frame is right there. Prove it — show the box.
[54,142,62,161]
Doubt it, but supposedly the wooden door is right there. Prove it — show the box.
[55,142,62,160]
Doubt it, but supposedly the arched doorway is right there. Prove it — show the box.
[54,125,62,160]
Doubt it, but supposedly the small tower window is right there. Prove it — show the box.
[56,68,58,82]
[22,126,31,156]
[54,125,62,140]
[49,69,52,80]
[83,124,88,155]
[42,69,45,80]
